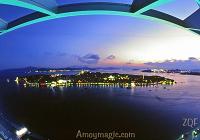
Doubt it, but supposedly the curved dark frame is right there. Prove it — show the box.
[7,2,132,29]
[0,1,199,35]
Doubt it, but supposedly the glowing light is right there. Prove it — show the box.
[15,77,19,84]
[79,70,86,75]
[57,79,67,84]
[108,75,115,80]
[16,127,28,137]
[50,81,57,87]
[131,82,136,87]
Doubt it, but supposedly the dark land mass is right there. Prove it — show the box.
[16,71,175,88]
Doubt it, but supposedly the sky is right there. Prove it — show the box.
[0,0,200,70]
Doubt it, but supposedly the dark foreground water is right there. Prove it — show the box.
[0,72,200,140]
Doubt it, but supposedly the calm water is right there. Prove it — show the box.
[0,71,200,140]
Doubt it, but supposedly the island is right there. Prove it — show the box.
[15,71,175,88]
[142,68,200,76]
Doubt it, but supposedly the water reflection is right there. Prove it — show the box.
[2,70,200,139]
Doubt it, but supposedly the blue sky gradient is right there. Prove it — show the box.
[0,0,200,70]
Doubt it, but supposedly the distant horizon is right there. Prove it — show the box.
[1,65,200,71]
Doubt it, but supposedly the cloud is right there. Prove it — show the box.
[145,57,200,70]
[78,54,100,64]
[188,57,198,61]
[106,55,116,60]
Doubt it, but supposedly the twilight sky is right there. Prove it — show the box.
[0,0,200,70]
